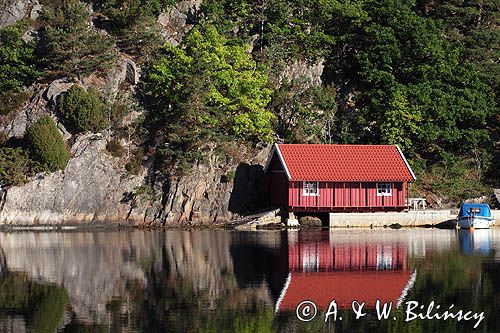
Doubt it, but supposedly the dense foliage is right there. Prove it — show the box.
[96,0,172,61]
[146,24,273,172]
[197,0,498,199]
[0,22,40,114]
[58,85,109,133]
[26,116,70,171]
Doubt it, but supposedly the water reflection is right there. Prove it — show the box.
[277,230,414,311]
[0,228,498,332]
[458,229,492,255]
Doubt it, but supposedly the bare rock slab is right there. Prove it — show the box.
[0,134,144,225]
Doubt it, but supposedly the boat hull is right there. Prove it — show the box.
[458,216,494,229]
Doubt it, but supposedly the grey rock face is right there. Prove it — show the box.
[0,133,271,226]
[29,1,42,20]
[0,86,50,138]
[493,189,500,207]
[139,145,272,226]
[0,0,31,28]
[45,79,75,104]
[157,0,201,46]
[125,58,140,85]
[299,215,323,227]
[279,58,325,87]
[105,57,140,102]
[0,134,145,225]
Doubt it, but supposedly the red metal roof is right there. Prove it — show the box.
[273,144,415,182]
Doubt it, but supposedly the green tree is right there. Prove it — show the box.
[58,85,109,133]
[270,79,336,143]
[26,116,70,171]
[418,0,500,183]
[149,25,273,140]
[380,86,422,152]
[39,0,116,78]
[98,0,175,26]
[0,22,41,114]
[146,24,273,173]
[420,0,499,102]
[316,0,495,160]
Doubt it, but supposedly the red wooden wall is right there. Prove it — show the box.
[287,181,407,212]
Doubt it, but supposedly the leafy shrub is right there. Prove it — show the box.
[26,116,70,171]
[412,154,491,203]
[222,170,235,183]
[0,147,41,186]
[106,138,124,157]
[147,25,273,142]
[58,85,109,133]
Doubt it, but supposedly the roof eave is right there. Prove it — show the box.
[264,144,292,180]
[395,145,417,182]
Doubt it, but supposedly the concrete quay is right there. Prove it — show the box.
[329,209,500,228]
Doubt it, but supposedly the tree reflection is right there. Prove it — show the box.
[0,272,69,333]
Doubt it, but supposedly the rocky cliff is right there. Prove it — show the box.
[0,136,271,225]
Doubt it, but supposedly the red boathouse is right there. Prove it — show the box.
[264,144,416,212]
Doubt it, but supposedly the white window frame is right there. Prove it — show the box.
[377,183,392,196]
[303,181,319,196]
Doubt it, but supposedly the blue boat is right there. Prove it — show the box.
[457,203,495,229]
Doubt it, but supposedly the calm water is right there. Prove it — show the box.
[0,228,499,332]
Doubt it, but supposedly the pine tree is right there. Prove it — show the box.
[39,0,116,78]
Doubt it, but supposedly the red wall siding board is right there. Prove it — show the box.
[398,182,405,206]
[376,182,382,207]
[288,181,407,211]
[342,183,346,207]
[330,183,334,207]
[323,183,328,207]
[319,183,325,207]
[351,182,359,207]
[359,183,363,207]
[295,181,298,207]
[289,181,296,208]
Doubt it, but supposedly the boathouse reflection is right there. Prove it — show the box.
[275,230,415,311]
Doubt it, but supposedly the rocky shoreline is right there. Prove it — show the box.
[0,132,272,227]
